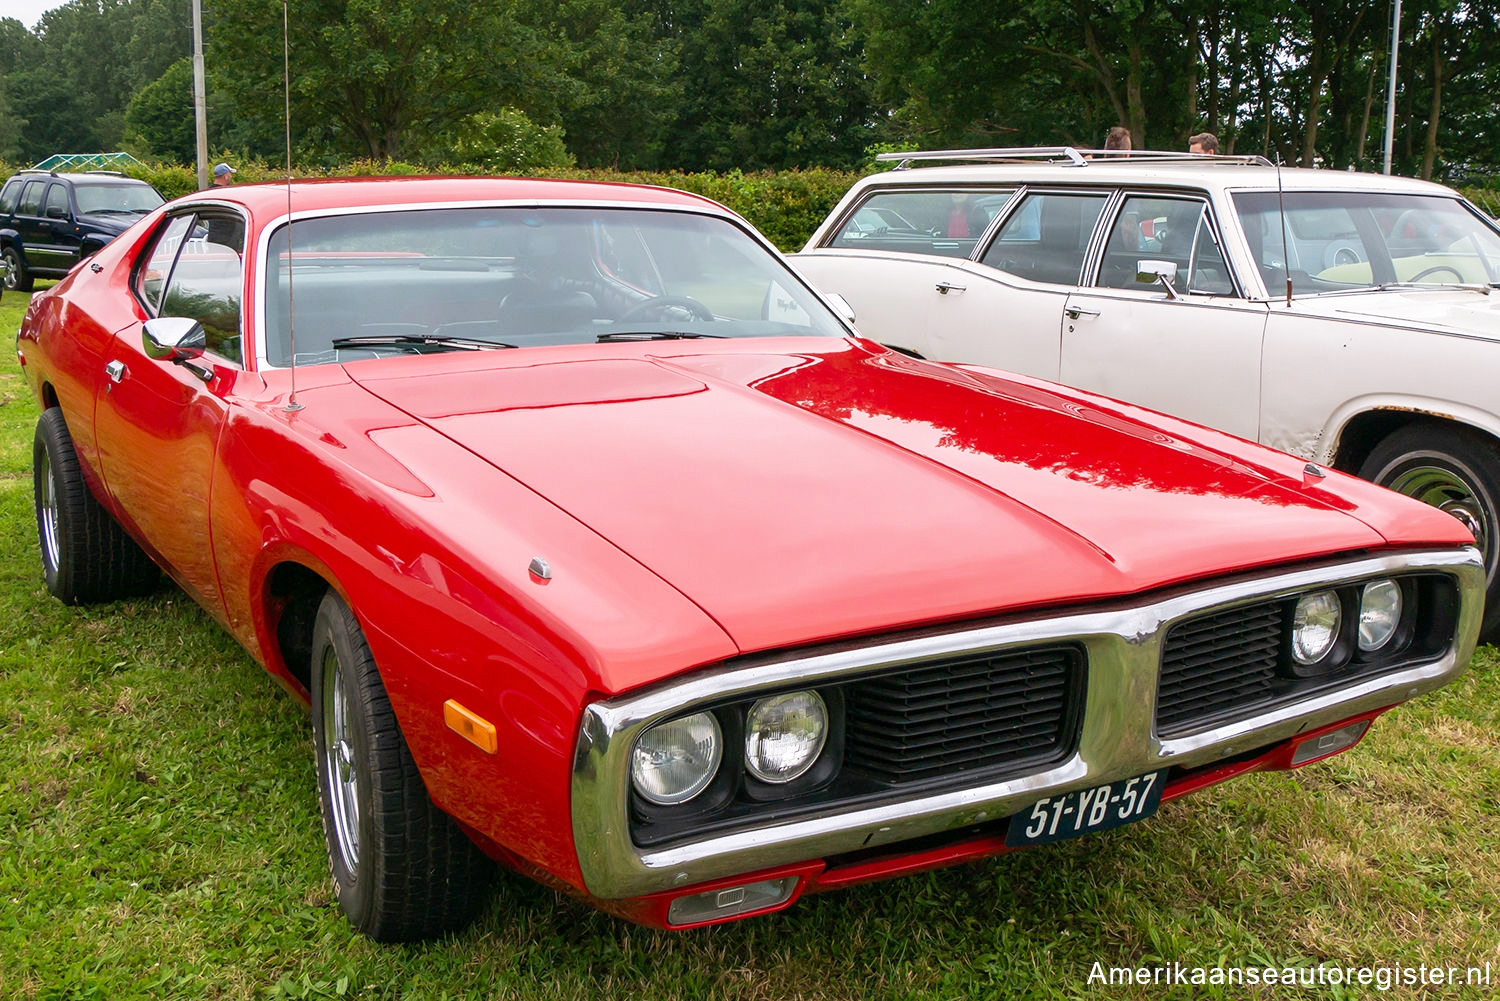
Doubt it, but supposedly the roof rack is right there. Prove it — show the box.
[875,147,1274,170]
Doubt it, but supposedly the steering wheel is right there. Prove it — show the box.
[1409,265,1465,283]
[617,295,714,323]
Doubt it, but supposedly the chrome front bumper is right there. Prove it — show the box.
[571,548,1483,899]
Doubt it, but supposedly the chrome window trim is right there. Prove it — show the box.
[571,548,1483,899]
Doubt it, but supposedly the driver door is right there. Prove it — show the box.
[92,210,247,617]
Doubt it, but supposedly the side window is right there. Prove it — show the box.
[160,214,246,365]
[0,180,20,215]
[44,184,70,220]
[1096,195,1233,295]
[980,192,1109,285]
[134,215,195,314]
[827,189,1015,258]
[18,180,45,216]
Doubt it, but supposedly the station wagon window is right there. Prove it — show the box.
[979,191,1108,285]
[827,189,1015,258]
[134,212,246,366]
[1095,195,1234,295]
[1233,190,1500,293]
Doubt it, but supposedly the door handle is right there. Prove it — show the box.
[935,281,966,295]
[1064,306,1101,319]
[105,360,126,385]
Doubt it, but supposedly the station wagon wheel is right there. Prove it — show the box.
[3,245,33,292]
[308,592,491,941]
[1361,425,1500,642]
[32,408,159,604]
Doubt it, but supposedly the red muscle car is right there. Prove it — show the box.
[16,176,1484,940]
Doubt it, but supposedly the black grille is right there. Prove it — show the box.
[841,646,1083,785]
[1157,601,1284,737]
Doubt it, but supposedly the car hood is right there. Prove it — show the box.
[346,339,1434,655]
[1291,287,1500,339]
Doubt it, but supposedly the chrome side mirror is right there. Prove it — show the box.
[1136,259,1181,300]
[143,317,207,362]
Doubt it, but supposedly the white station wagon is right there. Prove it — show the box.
[795,148,1500,642]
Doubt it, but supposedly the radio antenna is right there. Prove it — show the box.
[1275,153,1292,308]
[281,0,304,412]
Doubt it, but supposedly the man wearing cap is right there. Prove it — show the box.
[212,163,237,187]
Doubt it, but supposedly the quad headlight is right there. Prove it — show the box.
[631,712,722,805]
[1291,589,1342,665]
[1358,579,1404,652]
[745,691,828,784]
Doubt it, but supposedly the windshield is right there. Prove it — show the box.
[262,206,845,366]
[1233,190,1500,294]
[73,183,163,214]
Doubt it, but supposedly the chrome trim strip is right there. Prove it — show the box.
[571,548,1483,898]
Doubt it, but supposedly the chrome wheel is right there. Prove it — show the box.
[1386,463,1494,581]
[320,646,361,875]
[37,446,60,572]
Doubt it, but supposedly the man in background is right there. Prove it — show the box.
[211,163,237,187]
[1189,132,1219,155]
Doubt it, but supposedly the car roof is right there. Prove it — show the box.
[172,175,733,217]
[8,171,153,186]
[853,158,1461,196]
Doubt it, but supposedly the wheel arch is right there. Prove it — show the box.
[260,558,341,698]
[1329,407,1500,475]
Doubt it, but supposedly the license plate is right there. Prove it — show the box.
[1005,771,1165,847]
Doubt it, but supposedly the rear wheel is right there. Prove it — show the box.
[1360,425,1500,642]
[309,591,491,941]
[3,245,33,292]
[33,408,159,604]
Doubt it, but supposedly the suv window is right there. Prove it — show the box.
[1096,195,1234,295]
[0,179,19,214]
[828,189,1015,258]
[44,184,70,220]
[980,191,1108,285]
[18,181,45,216]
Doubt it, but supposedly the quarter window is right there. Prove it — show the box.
[0,180,20,214]
[980,192,1109,285]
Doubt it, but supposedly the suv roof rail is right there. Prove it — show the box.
[16,168,58,177]
[83,170,128,177]
[875,147,1275,169]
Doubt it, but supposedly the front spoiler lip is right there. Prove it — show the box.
[571,548,1484,899]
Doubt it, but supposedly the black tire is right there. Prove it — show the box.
[33,408,159,604]
[3,245,34,292]
[309,591,491,941]
[1359,425,1500,642]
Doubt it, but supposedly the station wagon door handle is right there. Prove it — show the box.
[935,281,966,295]
[1065,306,1101,319]
[105,360,126,385]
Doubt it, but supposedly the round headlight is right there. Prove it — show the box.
[1292,590,1342,665]
[1359,579,1404,652]
[745,691,828,784]
[631,712,722,805]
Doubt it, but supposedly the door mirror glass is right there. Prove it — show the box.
[143,317,207,362]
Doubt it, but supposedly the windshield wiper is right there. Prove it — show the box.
[330,334,518,352]
[1374,281,1492,294]
[595,331,727,342]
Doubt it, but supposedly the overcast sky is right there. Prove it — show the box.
[0,1,70,31]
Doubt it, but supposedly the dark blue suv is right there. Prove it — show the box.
[0,170,164,291]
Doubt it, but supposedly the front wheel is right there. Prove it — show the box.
[309,592,491,941]
[1360,425,1500,642]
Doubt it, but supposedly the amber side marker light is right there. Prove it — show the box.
[444,700,498,754]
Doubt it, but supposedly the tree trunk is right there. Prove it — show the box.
[1357,53,1378,163]
[1421,11,1448,180]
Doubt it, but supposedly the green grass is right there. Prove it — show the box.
[1,288,1497,1000]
